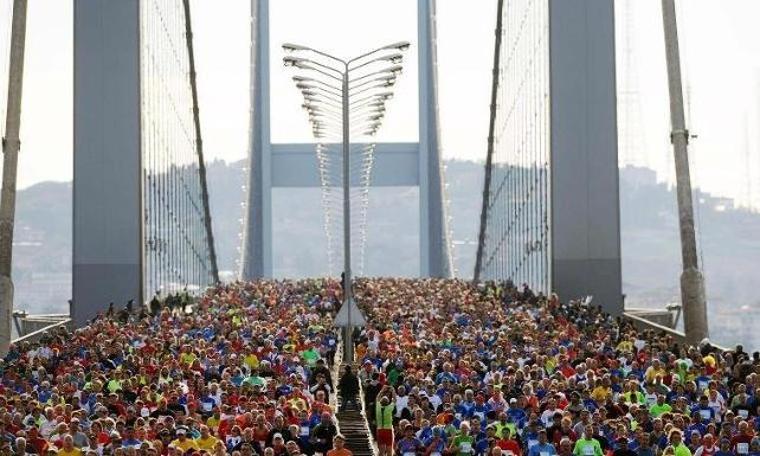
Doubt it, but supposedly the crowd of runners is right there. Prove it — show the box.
[351,278,760,456]
[2,280,344,456]
[2,277,759,456]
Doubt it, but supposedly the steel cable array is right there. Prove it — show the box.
[478,0,550,291]
[140,0,216,300]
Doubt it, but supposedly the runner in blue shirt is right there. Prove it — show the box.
[396,425,423,456]
[528,430,557,456]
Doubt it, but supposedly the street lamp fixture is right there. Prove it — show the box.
[350,76,397,92]
[381,41,411,51]
[283,42,409,364]
[349,65,403,84]
[282,42,310,52]
[348,53,404,72]
[296,80,342,92]
[349,92,394,107]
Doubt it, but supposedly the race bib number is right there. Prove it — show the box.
[528,440,538,448]
[583,445,595,456]
[739,409,749,418]
[460,442,472,453]
[699,409,711,421]
[404,452,416,456]
[737,443,749,454]
[698,381,708,390]
[300,426,310,437]
[540,452,550,456]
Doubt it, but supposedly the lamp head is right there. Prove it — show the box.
[387,64,403,74]
[383,53,403,64]
[282,43,309,52]
[384,41,411,51]
[283,56,301,67]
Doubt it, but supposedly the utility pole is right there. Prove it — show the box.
[661,0,708,345]
[0,0,28,354]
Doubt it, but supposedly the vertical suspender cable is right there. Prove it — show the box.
[474,0,504,283]
[182,0,219,284]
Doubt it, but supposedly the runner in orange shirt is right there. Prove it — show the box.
[327,435,352,456]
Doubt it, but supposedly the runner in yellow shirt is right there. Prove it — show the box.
[57,435,83,456]
[171,428,200,453]
[207,409,222,431]
[179,345,198,365]
[195,425,220,451]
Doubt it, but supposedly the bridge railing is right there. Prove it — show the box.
[12,309,70,339]
[622,311,727,351]
[11,317,71,345]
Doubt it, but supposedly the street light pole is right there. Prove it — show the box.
[661,0,708,345]
[284,42,409,364]
[341,63,354,364]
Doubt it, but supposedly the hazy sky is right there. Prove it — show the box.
[0,0,494,187]
[2,0,760,210]
[619,0,760,210]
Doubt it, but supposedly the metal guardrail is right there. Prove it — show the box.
[622,311,727,352]
[353,344,379,456]
[623,312,686,341]
[12,309,71,342]
[12,318,71,344]
[13,313,69,319]
[330,333,344,417]
[624,307,675,328]
[9,294,206,347]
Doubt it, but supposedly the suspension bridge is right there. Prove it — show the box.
[0,3,751,456]
[0,0,715,352]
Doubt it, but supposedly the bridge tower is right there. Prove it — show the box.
[72,1,218,326]
[476,0,622,315]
